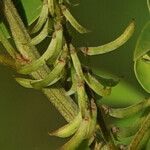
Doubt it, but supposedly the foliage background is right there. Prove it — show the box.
[0,0,149,149]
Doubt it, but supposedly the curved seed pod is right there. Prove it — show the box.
[15,78,33,88]
[77,79,88,117]
[18,27,62,74]
[80,20,135,55]
[31,44,68,89]
[134,59,150,93]
[142,54,150,61]
[59,118,89,150]
[66,84,76,96]
[84,73,111,97]
[48,0,55,17]
[128,112,150,150]
[66,67,77,96]
[108,99,150,118]
[47,23,63,64]
[93,74,120,87]
[31,0,49,34]
[49,113,82,138]
[16,44,67,89]
[0,27,17,59]
[61,5,89,34]
[70,44,84,79]
[87,100,97,138]
[31,19,49,45]
[15,75,62,89]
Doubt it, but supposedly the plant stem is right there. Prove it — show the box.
[0,0,78,122]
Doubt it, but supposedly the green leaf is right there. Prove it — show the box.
[61,5,89,34]
[134,21,150,60]
[134,59,150,93]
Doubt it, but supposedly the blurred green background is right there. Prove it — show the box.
[0,0,150,149]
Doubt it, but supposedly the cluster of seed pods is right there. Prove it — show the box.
[2,0,149,149]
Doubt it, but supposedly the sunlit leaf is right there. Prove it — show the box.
[134,59,150,93]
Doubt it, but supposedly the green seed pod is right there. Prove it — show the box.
[76,79,88,118]
[134,59,150,93]
[18,26,62,74]
[61,5,89,33]
[49,113,82,138]
[80,20,135,55]
[31,44,68,89]
[0,27,17,59]
[84,73,111,97]
[15,75,62,89]
[128,112,150,150]
[48,0,55,17]
[66,82,76,96]
[59,118,89,150]
[108,99,150,118]
[47,23,64,64]
[16,44,68,89]
[66,67,77,96]
[15,78,33,88]
[70,44,84,80]
[31,0,49,34]
[31,19,49,45]
[87,100,97,138]
[93,74,119,87]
